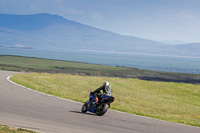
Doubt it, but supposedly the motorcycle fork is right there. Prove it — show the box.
[88,97,93,107]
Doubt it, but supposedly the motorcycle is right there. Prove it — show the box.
[81,92,115,116]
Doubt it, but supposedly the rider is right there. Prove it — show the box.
[91,82,112,104]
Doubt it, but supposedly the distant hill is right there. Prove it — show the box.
[0,13,200,57]
[175,43,200,54]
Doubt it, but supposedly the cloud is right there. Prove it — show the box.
[57,7,84,18]
[179,11,196,19]
[90,12,102,21]
[67,8,83,15]
[52,7,84,20]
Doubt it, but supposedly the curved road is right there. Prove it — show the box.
[0,71,200,133]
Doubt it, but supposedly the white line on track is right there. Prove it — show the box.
[7,75,81,105]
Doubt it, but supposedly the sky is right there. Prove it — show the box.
[0,0,200,44]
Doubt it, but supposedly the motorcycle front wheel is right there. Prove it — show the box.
[81,102,88,113]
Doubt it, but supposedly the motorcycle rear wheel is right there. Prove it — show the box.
[96,104,108,116]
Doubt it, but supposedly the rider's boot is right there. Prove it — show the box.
[95,97,99,104]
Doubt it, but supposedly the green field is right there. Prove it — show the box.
[0,125,38,133]
[1,55,200,84]
[11,73,200,127]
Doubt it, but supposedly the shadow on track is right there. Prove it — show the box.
[69,111,97,116]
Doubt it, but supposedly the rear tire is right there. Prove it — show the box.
[96,104,109,116]
[81,102,88,113]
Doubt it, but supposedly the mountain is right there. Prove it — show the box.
[0,13,200,57]
[175,43,200,53]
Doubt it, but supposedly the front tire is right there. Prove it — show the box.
[96,104,109,116]
[81,102,88,113]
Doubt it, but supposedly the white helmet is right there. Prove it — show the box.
[103,82,109,87]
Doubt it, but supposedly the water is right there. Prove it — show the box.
[0,48,200,74]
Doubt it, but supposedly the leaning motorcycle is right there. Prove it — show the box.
[81,92,115,116]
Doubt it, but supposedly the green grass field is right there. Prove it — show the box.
[0,125,38,133]
[10,73,200,127]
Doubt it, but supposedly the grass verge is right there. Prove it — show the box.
[1,55,200,84]
[10,73,200,127]
[0,125,39,133]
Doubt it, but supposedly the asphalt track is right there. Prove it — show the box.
[0,71,200,133]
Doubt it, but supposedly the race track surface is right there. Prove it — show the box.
[0,70,200,133]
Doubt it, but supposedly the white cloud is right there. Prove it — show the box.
[90,12,102,21]
[67,8,83,15]
[179,11,196,19]
[29,4,41,12]
[55,7,84,19]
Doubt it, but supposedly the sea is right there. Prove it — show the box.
[0,48,200,74]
